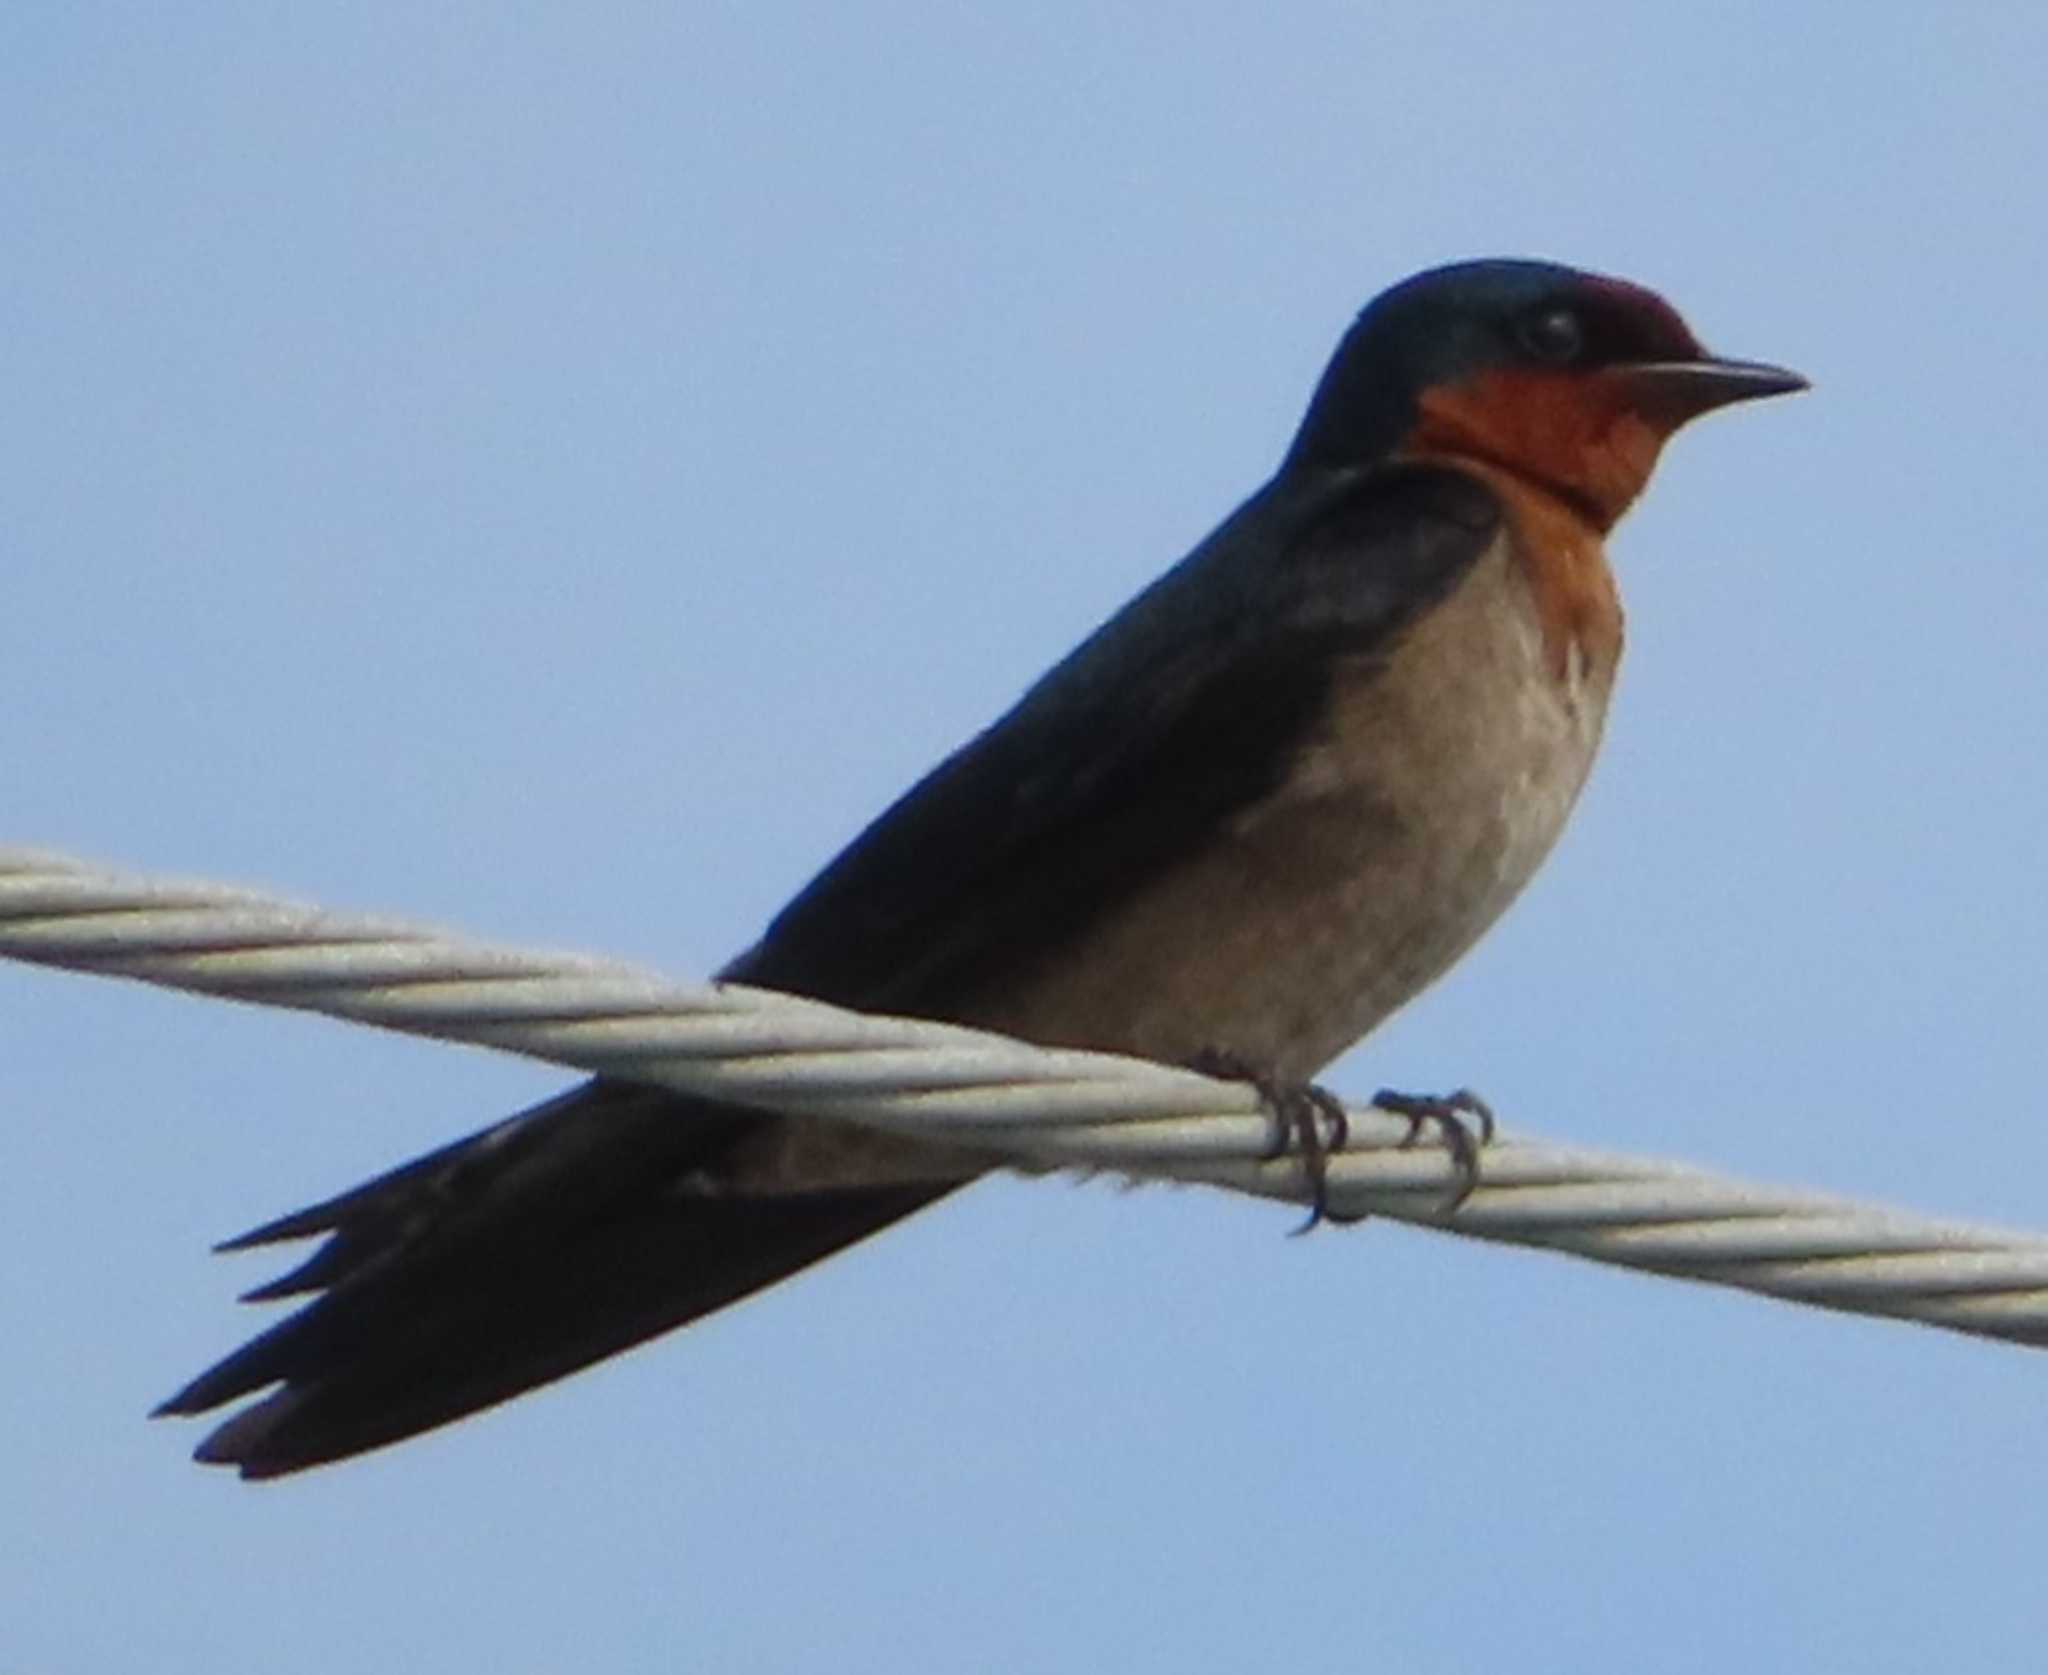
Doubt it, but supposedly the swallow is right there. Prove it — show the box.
[157,258,1805,1476]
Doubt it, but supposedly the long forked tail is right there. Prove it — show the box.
[157,1081,954,1478]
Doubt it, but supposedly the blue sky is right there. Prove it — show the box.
[7,6,2047,1671]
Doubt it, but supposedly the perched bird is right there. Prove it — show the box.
[160,258,1805,1477]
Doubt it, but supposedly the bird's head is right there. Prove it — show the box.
[1287,259,1806,529]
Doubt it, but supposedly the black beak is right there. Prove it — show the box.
[1613,356,1809,425]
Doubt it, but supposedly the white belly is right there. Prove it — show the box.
[981,533,1614,1079]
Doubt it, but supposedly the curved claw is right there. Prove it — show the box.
[1184,1050,1354,1232]
[1371,1086,1495,1211]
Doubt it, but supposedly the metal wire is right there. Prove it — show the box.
[6,846,2045,1348]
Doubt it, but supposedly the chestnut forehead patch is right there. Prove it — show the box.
[1576,274,1704,361]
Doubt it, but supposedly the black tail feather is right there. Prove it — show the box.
[160,1079,954,1477]
[212,1118,514,1252]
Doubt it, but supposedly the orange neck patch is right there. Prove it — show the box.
[1396,366,1651,683]
[1465,458,1626,684]
[1406,366,1667,533]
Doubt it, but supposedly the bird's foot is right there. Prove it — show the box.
[1371,1086,1495,1211]
[1185,1049,1356,1234]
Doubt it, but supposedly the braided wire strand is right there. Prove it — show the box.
[5,847,2044,1348]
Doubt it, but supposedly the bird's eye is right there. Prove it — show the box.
[1517,307,1585,364]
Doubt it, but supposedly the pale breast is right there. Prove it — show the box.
[978,529,1615,1081]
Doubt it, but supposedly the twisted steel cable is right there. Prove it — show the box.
[6,846,2046,1347]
